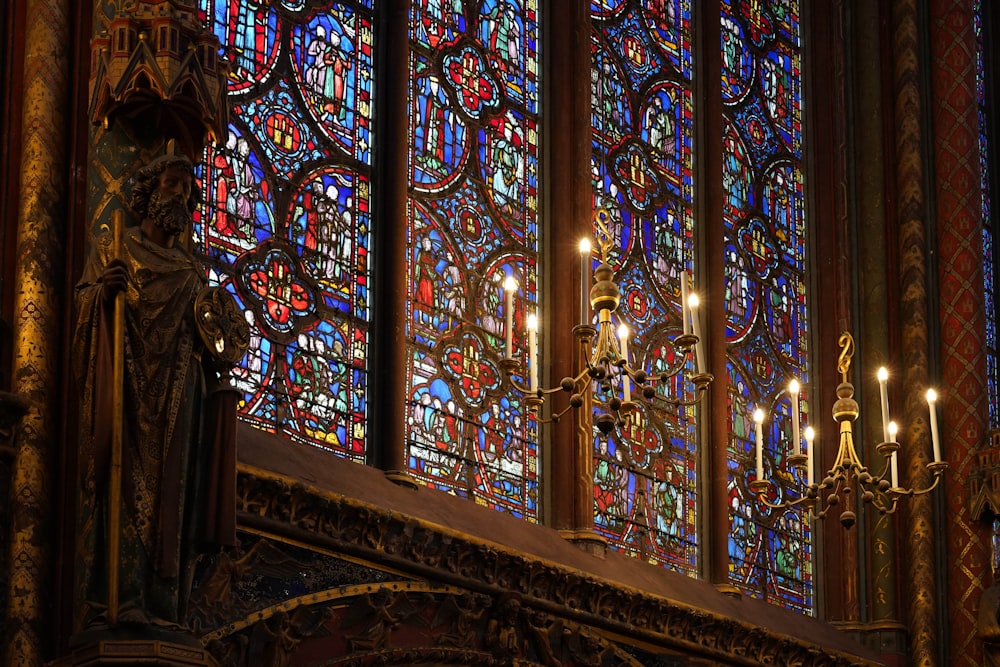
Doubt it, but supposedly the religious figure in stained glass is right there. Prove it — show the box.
[305,25,354,123]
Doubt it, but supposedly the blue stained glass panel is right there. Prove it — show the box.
[977,0,999,429]
[591,0,698,574]
[722,0,812,614]
[197,1,376,461]
[405,0,540,519]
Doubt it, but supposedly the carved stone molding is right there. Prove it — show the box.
[228,468,879,667]
[52,639,218,666]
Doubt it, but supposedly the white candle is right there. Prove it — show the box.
[503,276,518,359]
[688,293,705,374]
[579,238,592,326]
[789,379,801,458]
[888,420,899,488]
[805,426,815,486]
[877,367,890,443]
[681,272,690,335]
[617,323,630,364]
[527,313,538,392]
[927,389,941,463]
[754,408,765,481]
[618,323,631,402]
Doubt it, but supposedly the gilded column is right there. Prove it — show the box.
[6,0,71,662]
[929,0,989,664]
[892,0,938,663]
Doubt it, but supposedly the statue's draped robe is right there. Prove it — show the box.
[73,226,235,631]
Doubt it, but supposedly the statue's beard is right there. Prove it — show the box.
[148,191,190,236]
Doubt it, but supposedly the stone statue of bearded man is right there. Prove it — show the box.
[72,155,244,640]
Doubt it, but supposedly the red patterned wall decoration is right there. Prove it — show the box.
[929,0,990,664]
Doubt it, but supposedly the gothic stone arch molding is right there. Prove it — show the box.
[222,466,877,666]
[199,579,645,666]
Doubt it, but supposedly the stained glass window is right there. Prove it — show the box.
[721,0,813,613]
[976,0,998,429]
[591,0,699,573]
[196,0,375,460]
[196,0,817,606]
[404,0,541,519]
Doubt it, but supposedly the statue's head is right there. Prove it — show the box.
[129,155,203,235]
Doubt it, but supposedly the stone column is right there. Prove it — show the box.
[700,0,732,594]
[851,0,897,638]
[375,0,416,487]
[548,0,601,548]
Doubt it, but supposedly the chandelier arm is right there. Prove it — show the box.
[504,368,591,397]
[866,493,900,515]
[756,493,815,510]
[505,377,534,395]
[865,454,892,486]
[549,403,576,422]
[650,381,711,408]
[571,368,593,387]
[869,456,892,485]
[888,464,948,497]
[641,372,712,409]
[814,475,845,512]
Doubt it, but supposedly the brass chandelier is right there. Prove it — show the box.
[499,209,713,432]
[749,332,947,528]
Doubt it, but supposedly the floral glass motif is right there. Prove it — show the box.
[722,0,813,614]
[405,0,540,519]
[195,0,375,460]
[977,0,998,429]
[591,0,698,573]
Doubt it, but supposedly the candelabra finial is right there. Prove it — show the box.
[837,331,854,383]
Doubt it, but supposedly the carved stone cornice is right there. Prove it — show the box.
[234,465,879,667]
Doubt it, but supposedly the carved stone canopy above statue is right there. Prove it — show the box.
[89,0,229,159]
